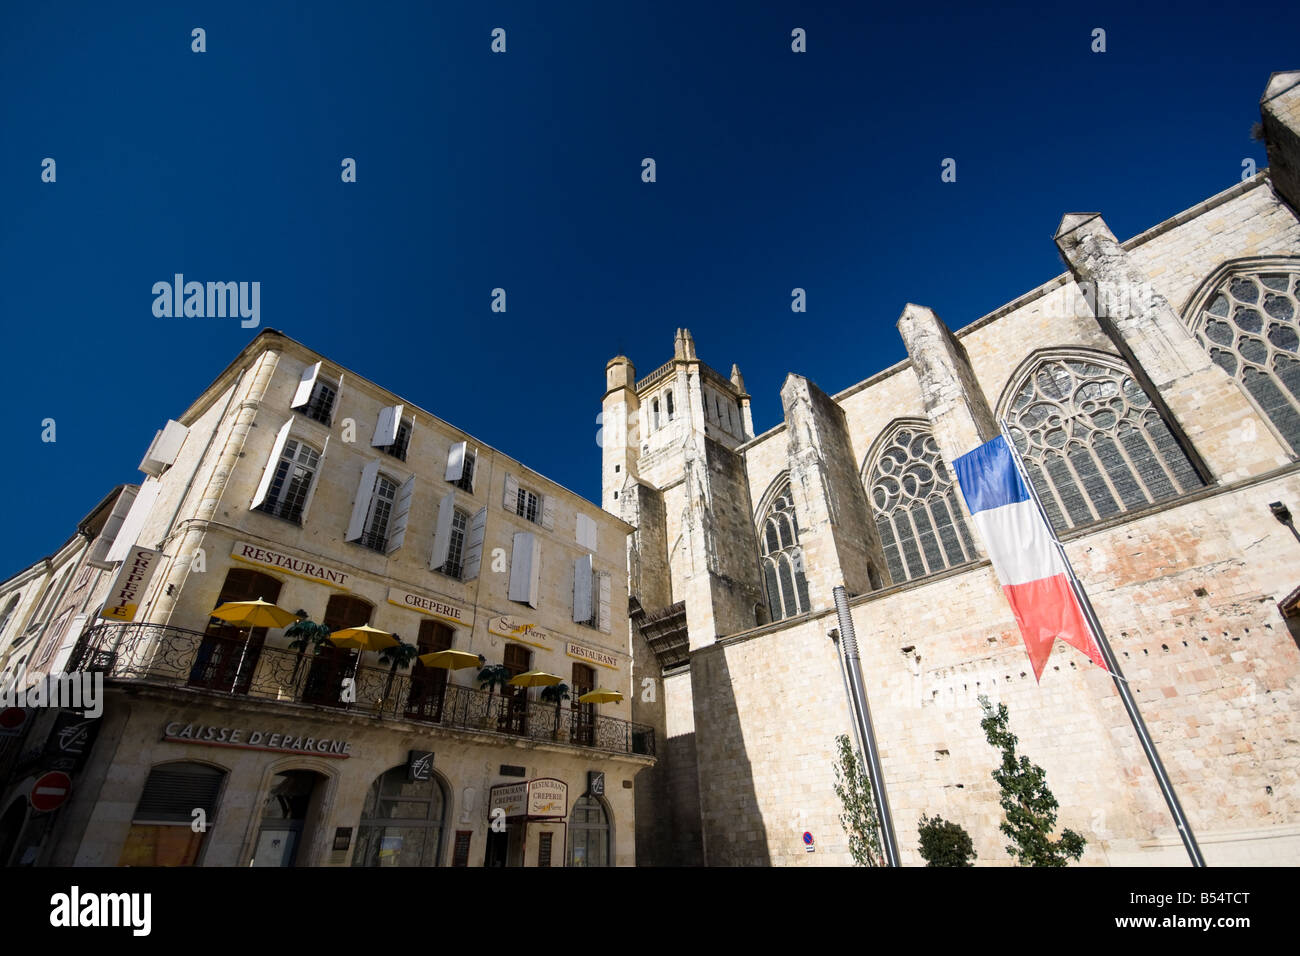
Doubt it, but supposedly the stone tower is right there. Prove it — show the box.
[603,329,764,649]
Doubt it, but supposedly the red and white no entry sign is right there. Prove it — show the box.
[29,771,72,812]
[0,707,26,731]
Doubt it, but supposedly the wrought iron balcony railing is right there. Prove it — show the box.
[70,622,655,757]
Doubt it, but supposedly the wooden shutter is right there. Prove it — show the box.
[138,420,189,476]
[541,494,555,530]
[291,362,322,409]
[576,513,597,552]
[508,532,540,607]
[445,441,467,481]
[249,418,294,510]
[462,507,487,580]
[503,473,519,510]
[104,478,163,564]
[598,572,611,633]
[371,404,404,447]
[298,435,329,521]
[386,475,416,553]
[573,554,594,623]
[87,487,139,568]
[537,831,552,867]
[345,460,380,541]
[429,492,456,570]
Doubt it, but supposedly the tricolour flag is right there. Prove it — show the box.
[952,436,1107,681]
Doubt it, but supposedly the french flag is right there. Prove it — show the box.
[952,436,1108,681]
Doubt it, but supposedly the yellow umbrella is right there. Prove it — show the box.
[578,687,624,704]
[507,670,563,688]
[209,598,299,629]
[417,649,482,670]
[329,624,399,652]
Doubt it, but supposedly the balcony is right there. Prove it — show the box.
[70,622,655,758]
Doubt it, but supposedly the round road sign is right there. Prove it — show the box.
[29,771,73,812]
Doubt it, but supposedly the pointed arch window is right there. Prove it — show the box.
[1004,355,1204,531]
[758,482,811,621]
[1186,266,1300,455]
[867,424,976,583]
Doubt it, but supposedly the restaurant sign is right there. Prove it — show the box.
[489,777,569,820]
[231,541,352,590]
[162,721,353,758]
[489,616,553,651]
[388,588,466,625]
[565,641,619,670]
[101,547,160,622]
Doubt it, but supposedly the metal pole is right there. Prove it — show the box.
[830,629,867,760]
[997,421,1205,867]
[832,585,900,867]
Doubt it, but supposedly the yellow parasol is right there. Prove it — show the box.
[209,598,299,629]
[417,649,483,670]
[328,624,399,652]
[507,670,563,688]
[578,687,624,704]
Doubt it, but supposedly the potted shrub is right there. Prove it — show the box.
[285,617,332,685]
[539,682,571,739]
[377,637,418,714]
[477,664,511,728]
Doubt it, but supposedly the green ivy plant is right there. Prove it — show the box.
[832,734,884,867]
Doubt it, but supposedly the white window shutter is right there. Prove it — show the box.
[503,473,519,510]
[291,361,322,408]
[346,460,380,541]
[576,513,597,552]
[105,478,163,564]
[598,572,612,633]
[573,554,594,623]
[49,614,87,676]
[386,475,416,553]
[445,441,467,481]
[508,532,540,607]
[462,507,487,580]
[250,419,294,510]
[138,420,189,476]
[429,491,456,570]
[298,435,329,522]
[371,404,403,447]
[88,486,139,568]
[541,494,555,530]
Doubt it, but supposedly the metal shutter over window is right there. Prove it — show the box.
[134,763,225,824]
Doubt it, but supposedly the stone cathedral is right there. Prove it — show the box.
[608,70,1300,866]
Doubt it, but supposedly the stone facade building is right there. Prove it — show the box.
[613,70,1300,866]
[0,330,651,867]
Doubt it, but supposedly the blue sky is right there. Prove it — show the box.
[1,0,1297,576]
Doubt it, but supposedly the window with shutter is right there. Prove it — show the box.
[573,554,594,625]
[385,476,416,553]
[461,508,487,581]
[508,532,541,607]
[255,436,322,525]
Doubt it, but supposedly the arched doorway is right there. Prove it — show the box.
[352,766,448,867]
[250,770,327,867]
[567,794,610,867]
[303,595,372,706]
[118,762,226,866]
[189,569,283,694]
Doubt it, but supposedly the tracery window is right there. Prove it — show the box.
[867,425,976,583]
[1005,356,1204,530]
[1187,269,1300,454]
[758,482,811,621]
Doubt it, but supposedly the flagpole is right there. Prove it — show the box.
[997,420,1205,867]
